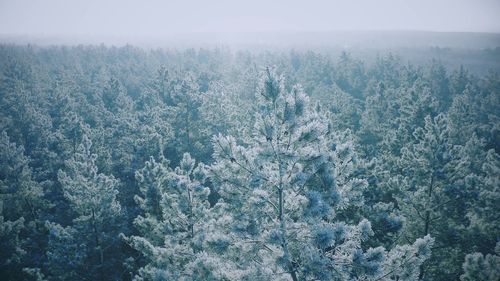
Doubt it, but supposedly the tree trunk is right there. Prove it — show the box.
[423,172,435,236]
[91,209,104,281]
[420,171,435,280]
[278,188,298,281]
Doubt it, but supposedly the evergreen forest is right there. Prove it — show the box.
[0,44,499,281]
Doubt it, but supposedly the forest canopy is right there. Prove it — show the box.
[0,44,499,281]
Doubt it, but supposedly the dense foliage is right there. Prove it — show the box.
[0,44,499,280]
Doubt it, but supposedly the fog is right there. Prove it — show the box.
[1,0,500,37]
[1,0,500,48]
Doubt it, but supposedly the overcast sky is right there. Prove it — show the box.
[1,0,500,37]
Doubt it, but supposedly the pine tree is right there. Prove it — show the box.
[465,148,500,255]
[0,131,47,280]
[394,114,496,280]
[207,68,434,280]
[460,242,500,281]
[47,135,123,280]
[166,72,206,163]
[125,153,210,280]
[427,60,451,110]
[199,81,250,145]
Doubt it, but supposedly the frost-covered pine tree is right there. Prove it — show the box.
[394,114,493,280]
[135,66,174,160]
[0,131,47,279]
[199,81,251,145]
[397,114,454,239]
[165,72,206,163]
[46,135,122,280]
[463,147,500,260]
[125,153,210,280]
[460,242,500,281]
[207,68,434,280]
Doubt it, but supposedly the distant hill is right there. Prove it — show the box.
[1,30,499,49]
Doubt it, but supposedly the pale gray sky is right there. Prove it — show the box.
[1,0,499,36]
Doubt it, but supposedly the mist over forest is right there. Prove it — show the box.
[1,1,499,281]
